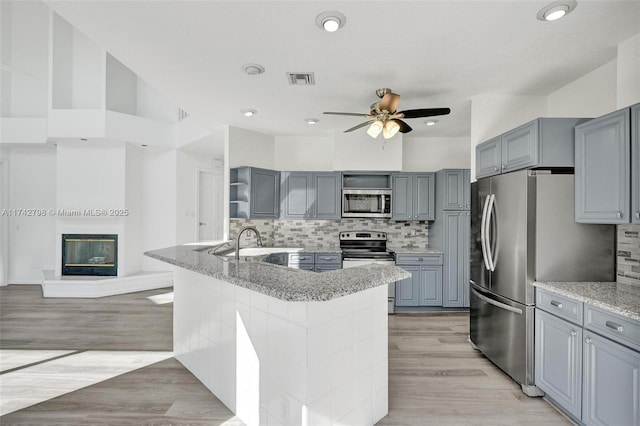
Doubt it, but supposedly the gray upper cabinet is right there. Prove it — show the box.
[230,167,280,219]
[476,117,588,180]
[575,105,639,224]
[280,171,341,220]
[476,136,502,178]
[391,173,435,221]
[435,169,471,211]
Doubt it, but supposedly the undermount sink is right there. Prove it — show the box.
[225,247,304,257]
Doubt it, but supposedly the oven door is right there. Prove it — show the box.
[343,257,396,314]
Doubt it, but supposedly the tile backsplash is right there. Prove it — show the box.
[617,224,640,287]
[230,219,430,250]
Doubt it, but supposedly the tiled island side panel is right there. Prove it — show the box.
[618,224,640,287]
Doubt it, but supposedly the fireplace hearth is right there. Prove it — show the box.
[62,234,118,276]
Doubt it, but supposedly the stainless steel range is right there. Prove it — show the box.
[339,231,396,313]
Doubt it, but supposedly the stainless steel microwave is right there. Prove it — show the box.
[342,189,392,218]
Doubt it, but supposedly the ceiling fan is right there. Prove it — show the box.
[323,88,451,139]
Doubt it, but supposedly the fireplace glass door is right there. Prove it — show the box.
[62,234,117,276]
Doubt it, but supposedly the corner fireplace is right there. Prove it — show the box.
[62,234,118,276]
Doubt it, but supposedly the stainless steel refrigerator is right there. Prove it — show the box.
[469,170,615,396]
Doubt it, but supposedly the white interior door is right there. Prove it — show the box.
[197,170,223,242]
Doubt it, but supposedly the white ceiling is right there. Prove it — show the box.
[45,0,640,139]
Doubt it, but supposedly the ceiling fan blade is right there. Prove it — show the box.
[399,108,451,119]
[323,111,370,117]
[394,119,413,133]
[344,120,375,133]
[379,93,400,113]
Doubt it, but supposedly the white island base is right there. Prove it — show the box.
[173,267,389,426]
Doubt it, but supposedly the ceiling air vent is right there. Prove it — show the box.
[286,72,315,85]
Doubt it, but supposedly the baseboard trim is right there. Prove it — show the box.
[41,270,173,298]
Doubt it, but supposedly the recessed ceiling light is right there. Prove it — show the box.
[80,138,88,141]
[536,0,577,21]
[241,109,257,117]
[425,120,439,126]
[316,11,346,32]
[305,118,319,125]
[241,63,265,75]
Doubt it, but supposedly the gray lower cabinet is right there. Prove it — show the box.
[280,171,341,220]
[440,211,470,308]
[288,252,342,272]
[230,167,280,219]
[476,117,588,179]
[582,331,640,426]
[575,103,640,224]
[395,254,443,307]
[391,173,435,221]
[535,309,583,420]
[535,288,640,425]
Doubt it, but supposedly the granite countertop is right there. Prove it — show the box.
[388,247,444,255]
[534,281,640,321]
[145,244,409,302]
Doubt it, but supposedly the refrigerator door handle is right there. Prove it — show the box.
[471,286,523,315]
[480,194,492,271]
[485,194,497,271]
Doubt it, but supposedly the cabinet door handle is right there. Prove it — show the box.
[502,164,506,170]
[550,300,563,309]
[605,321,624,332]
[585,337,592,344]
[570,330,577,337]
[636,212,640,219]
[417,258,424,262]
[617,211,623,219]
[493,166,498,172]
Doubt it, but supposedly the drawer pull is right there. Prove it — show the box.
[605,321,624,332]
[570,330,577,337]
[585,337,592,344]
[322,257,334,260]
[550,300,563,309]
[417,258,424,261]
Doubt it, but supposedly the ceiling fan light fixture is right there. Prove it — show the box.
[367,120,384,138]
[316,11,346,32]
[425,119,439,126]
[305,118,319,125]
[383,121,400,139]
[241,109,257,117]
[536,1,576,21]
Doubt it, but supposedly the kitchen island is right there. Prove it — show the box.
[145,244,409,426]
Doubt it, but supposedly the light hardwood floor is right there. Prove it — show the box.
[0,285,572,425]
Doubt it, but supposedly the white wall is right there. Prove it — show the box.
[228,126,275,169]
[106,54,137,115]
[402,137,471,172]
[617,33,640,109]
[546,60,617,118]
[0,0,49,118]
[469,94,546,180]
[6,146,57,283]
[123,144,143,274]
[333,131,403,171]
[56,142,126,210]
[136,78,178,123]
[274,136,334,171]
[141,148,177,270]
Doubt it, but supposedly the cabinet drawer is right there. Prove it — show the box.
[536,289,583,326]
[584,305,640,352]
[314,253,342,264]
[395,254,443,266]
[314,264,341,273]
[288,253,314,264]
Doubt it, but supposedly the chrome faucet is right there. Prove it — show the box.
[235,226,263,260]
